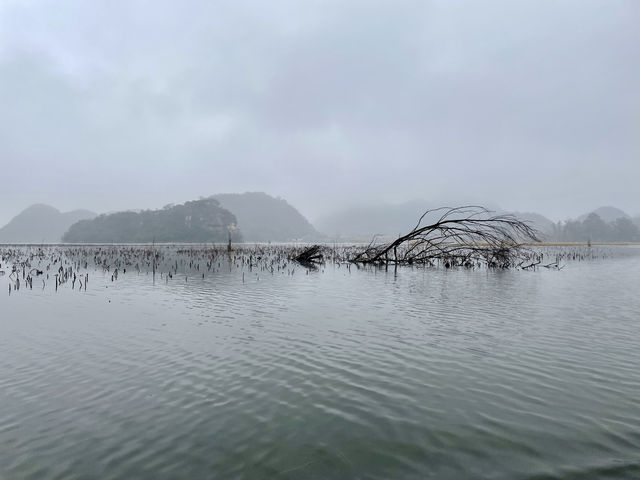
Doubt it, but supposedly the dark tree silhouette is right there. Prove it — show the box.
[348,206,540,268]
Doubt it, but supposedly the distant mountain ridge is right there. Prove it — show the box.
[0,204,96,243]
[1,193,321,244]
[317,201,640,241]
[315,200,434,240]
[506,211,555,237]
[4,199,636,244]
[316,201,556,240]
[62,198,239,243]
[577,206,630,223]
[211,192,320,242]
[553,206,639,242]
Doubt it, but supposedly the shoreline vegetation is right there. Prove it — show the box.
[2,207,638,295]
[1,242,635,295]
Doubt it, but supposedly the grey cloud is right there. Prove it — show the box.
[0,0,638,225]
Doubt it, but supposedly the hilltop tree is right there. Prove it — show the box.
[62,198,241,243]
[611,217,640,242]
[582,213,610,242]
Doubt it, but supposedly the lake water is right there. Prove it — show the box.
[1,245,640,479]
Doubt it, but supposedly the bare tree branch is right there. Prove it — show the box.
[349,206,540,268]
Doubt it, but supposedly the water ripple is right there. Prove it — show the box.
[1,248,640,478]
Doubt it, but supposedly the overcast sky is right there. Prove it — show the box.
[0,0,638,225]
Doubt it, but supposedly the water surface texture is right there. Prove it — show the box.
[1,246,640,479]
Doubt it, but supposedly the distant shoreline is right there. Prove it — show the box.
[2,241,640,248]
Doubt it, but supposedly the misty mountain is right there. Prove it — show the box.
[315,201,552,241]
[506,212,555,238]
[62,198,240,243]
[211,192,320,242]
[0,204,96,243]
[577,206,630,223]
[315,201,437,240]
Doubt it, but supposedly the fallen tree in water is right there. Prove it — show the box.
[347,206,540,268]
[293,244,324,267]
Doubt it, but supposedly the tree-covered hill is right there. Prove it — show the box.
[552,211,640,242]
[62,198,240,243]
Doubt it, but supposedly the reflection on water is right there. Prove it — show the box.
[1,246,640,479]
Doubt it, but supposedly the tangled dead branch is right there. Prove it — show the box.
[349,206,540,268]
[292,245,325,268]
